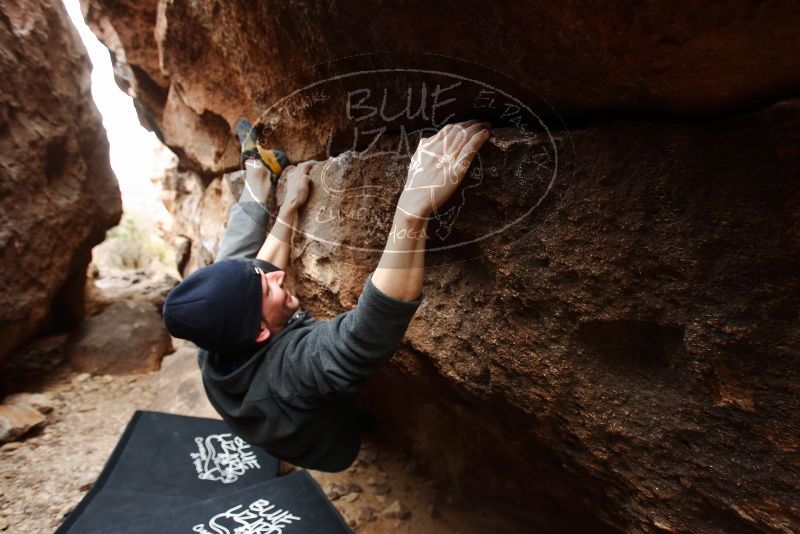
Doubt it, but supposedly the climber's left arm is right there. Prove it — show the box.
[255,161,313,270]
[214,160,272,263]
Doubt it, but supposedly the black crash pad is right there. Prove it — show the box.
[93,470,350,533]
[57,410,281,533]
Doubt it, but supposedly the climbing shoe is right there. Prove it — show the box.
[257,143,290,177]
[235,117,261,165]
[235,117,291,177]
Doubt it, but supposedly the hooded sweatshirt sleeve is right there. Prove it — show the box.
[273,273,422,398]
[215,201,270,262]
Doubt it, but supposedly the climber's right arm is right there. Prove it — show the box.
[255,161,313,270]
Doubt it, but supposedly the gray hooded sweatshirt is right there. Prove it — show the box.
[197,200,421,471]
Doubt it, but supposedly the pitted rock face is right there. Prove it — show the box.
[0,0,121,363]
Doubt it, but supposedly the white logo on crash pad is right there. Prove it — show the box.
[191,433,261,483]
[192,498,301,534]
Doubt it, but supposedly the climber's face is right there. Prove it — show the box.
[256,268,300,339]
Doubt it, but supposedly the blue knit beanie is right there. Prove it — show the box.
[162,259,262,354]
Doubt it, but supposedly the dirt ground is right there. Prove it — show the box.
[0,334,522,533]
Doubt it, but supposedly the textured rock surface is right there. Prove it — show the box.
[158,111,800,532]
[155,343,217,418]
[294,105,800,532]
[3,392,56,415]
[0,0,122,364]
[83,1,800,532]
[157,166,235,276]
[86,270,178,315]
[67,300,173,375]
[0,403,46,443]
[81,0,800,170]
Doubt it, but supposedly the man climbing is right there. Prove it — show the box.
[162,119,491,471]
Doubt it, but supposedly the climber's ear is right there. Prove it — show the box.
[255,320,271,343]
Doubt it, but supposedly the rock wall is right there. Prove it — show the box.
[82,1,800,531]
[0,0,121,364]
[157,165,234,276]
[81,0,800,166]
[353,116,800,532]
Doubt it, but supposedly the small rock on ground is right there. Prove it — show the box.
[341,492,360,503]
[358,506,378,523]
[382,500,412,520]
[3,392,56,414]
[0,404,46,443]
[369,481,391,496]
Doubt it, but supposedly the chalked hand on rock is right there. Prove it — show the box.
[398,120,491,220]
